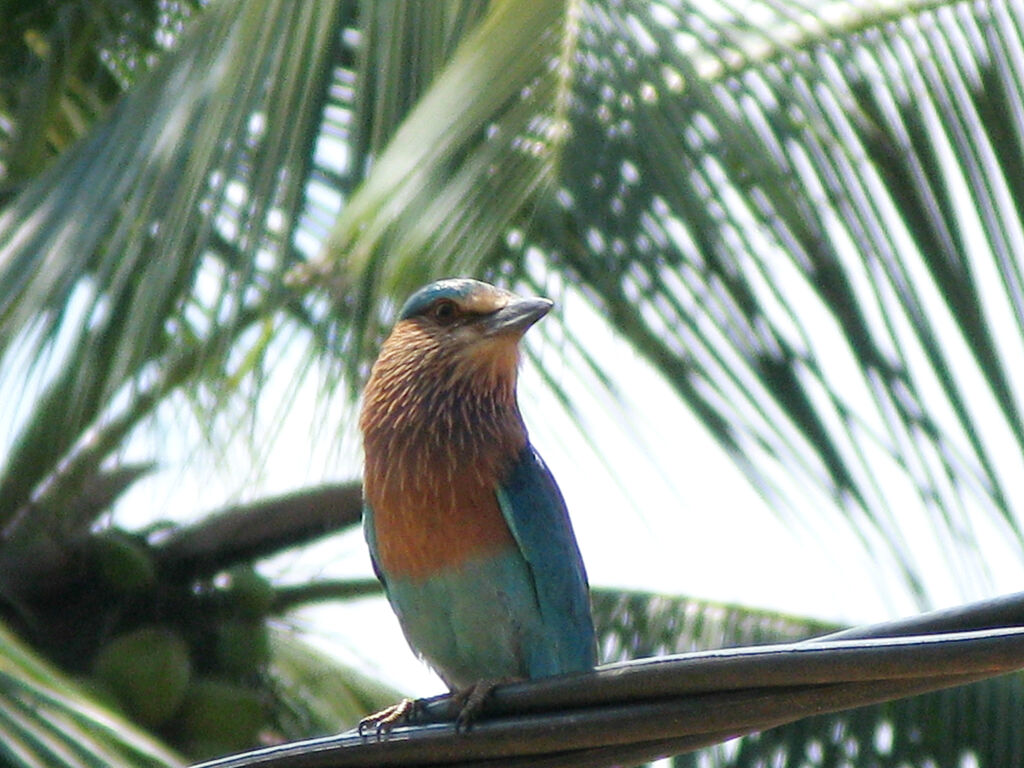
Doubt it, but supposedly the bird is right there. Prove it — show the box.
[359,277,597,729]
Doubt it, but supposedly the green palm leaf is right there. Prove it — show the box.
[0,1,205,189]
[294,0,1024,605]
[531,0,1024,602]
[3,1,1024,767]
[310,0,579,372]
[0,621,182,767]
[592,590,1024,768]
[0,0,347,532]
[723,675,1024,768]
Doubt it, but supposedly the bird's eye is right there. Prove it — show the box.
[431,299,459,323]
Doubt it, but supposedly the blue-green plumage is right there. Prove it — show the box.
[397,277,484,320]
[496,445,596,677]
[363,445,596,689]
[360,278,597,699]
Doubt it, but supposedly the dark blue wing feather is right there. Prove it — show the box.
[496,444,597,674]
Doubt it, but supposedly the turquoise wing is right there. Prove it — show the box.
[364,497,559,688]
[496,444,597,675]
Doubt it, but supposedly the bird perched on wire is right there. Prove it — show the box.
[360,277,596,728]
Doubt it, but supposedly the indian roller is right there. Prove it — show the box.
[360,278,597,727]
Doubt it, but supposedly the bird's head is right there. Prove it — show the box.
[362,279,550,492]
[377,278,552,391]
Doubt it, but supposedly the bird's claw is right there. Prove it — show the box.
[358,698,420,739]
[453,678,515,731]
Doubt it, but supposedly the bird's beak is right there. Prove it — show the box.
[483,296,553,338]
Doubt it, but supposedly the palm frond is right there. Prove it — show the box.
[152,482,362,580]
[723,674,1024,768]
[309,0,580,373]
[529,0,1024,604]
[282,0,1024,605]
[0,620,182,768]
[591,588,838,661]
[5,1,1024,762]
[0,1,204,191]
[0,0,348,530]
[347,0,490,160]
[594,590,1024,768]
[5,0,1018,608]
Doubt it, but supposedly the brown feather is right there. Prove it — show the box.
[361,318,527,581]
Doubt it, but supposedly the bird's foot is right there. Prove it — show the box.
[358,698,420,739]
[453,677,518,731]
